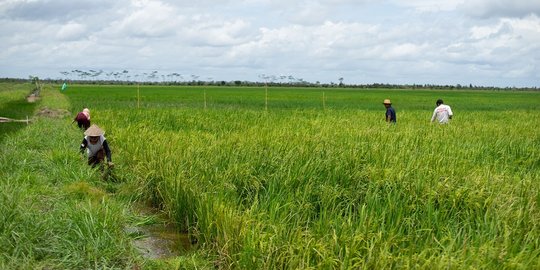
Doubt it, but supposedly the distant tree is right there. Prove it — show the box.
[59,71,70,80]
[288,75,295,84]
[148,71,158,81]
[173,73,183,82]
[122,70,129,81]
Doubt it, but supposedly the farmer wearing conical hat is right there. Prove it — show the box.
[383,99,396,123]
[72,107,91,130]
[79,124,113,168]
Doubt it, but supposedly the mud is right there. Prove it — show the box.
[130,222,192,259]
[36,107,70,118]
[26,94,40,103]
[128,205,193,259]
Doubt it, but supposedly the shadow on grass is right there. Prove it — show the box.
[0,98,37,143]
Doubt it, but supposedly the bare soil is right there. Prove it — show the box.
[36,107,70,118]
[27,94,40,103]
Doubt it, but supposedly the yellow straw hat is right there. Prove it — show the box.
[383,99,392,105]
[84,124,104,136]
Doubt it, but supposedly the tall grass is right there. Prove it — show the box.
[63,85,540,268]
[0,83,36,142]
[0,84,141,269]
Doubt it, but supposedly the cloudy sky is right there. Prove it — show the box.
[1,0,539,87]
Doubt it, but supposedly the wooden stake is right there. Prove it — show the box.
[323,92,326,110]
[265,83,268,111]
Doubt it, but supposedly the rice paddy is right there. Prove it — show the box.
[1,82,539,269]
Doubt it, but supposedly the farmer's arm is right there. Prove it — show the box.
[79,138,88,153]
[431,109,437,122]
[448,107,453,119]
[103,140,112,162]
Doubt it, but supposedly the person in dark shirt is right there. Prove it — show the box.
[79,124,113,168]
[383,99,396,123]
[73,108,91,130]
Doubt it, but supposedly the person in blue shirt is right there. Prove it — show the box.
[383,99,396,123]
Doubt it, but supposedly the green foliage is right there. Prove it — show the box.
[0,83,36,142]
[62,85,539,268]
[0,85,139,269]
[64,84,538,112]
[2,83,538,268]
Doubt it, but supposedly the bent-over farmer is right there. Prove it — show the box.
[73,108,91,130]
[80,124,113,168]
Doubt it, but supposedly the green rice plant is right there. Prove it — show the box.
[60,85,540,268]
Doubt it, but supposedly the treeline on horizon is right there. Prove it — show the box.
[1,77,538,91]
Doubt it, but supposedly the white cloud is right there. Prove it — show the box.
[110,0,181,38]
[56,22,87,41]
[392,0,466,12]
[0,0,538,86]
[0,0,118,21]
[182,18,254,47]
[460,0,540,18]
[383,43,427,60]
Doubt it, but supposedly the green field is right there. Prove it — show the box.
[1,83,539,269]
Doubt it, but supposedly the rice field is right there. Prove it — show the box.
[67,85,539,268]
[1,83,539,269]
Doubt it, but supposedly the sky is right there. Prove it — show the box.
[1,0,539,87]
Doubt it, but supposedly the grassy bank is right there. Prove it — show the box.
[0,83,140,268]
[0,83,37,142]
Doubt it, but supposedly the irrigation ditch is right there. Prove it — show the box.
[126,203,194,260]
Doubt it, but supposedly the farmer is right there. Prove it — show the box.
[79,124,113,168]
[383,99,396,123]
[73,108,91,130]
[431,99,453,124]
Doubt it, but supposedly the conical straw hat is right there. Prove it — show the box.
[84,124,104,136]
[383,99,392,104]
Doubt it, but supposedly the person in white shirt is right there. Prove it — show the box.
[431,99,453,124]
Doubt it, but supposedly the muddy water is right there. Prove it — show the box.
[128,205,193,259]
[132,223,192,259]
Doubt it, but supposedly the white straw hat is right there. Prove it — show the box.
[84,124,104,136]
